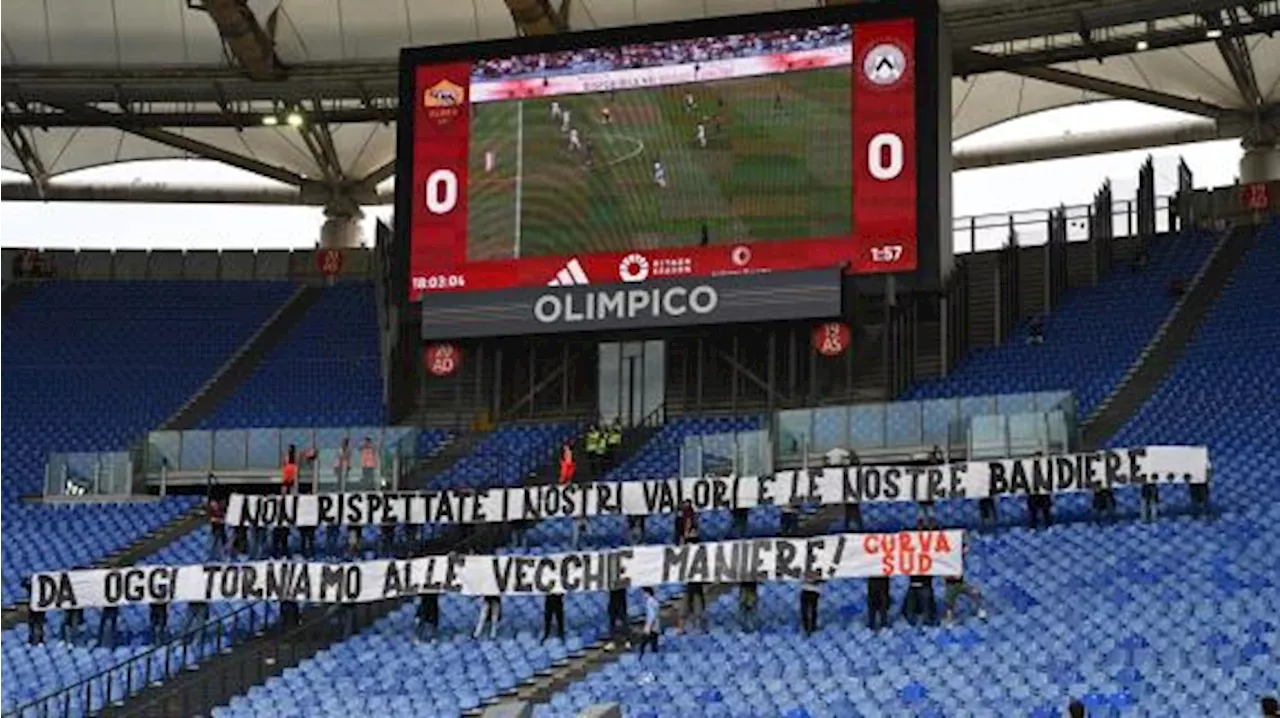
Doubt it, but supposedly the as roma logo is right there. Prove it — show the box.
[424,79,466,125]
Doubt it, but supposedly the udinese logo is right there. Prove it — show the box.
[862,43,908,87]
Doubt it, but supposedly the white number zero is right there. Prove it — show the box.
[868,133,904,181]
[424,169,458,215]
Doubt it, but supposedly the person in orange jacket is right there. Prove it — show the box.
[558,443,576,486]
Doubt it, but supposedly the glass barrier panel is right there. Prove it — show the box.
[848,405,886,450]
[811,407,850,455]
[1006,413,1047,457]
[246,429,283,471]
[886,401,924,446]
[213,430,250,472]
[921,399,956,446]
[316,447,347,492]
[737,430,770,477]
[958,396,996,421]
[680,436,703,478]
[968,415,1008,460]
[104,453,133,495]
[280,428,315,460]
[148,431,182,472]
[179,431,214,473]
[45,454,69,496]
[1047,410,1070,453]
[701,433,736,477]
[996,392,1035,415]
[314,428,350,451]
[775,410,811,466]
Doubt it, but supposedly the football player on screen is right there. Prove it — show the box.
[551,101,562,121]
[561,108,572,133]
[695,123,707,149]
[653,160,667,188]
[568,127,582,152]
[599,106,613,125]
[683,91,696,114]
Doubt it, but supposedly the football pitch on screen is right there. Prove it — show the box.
[466,68,853,262]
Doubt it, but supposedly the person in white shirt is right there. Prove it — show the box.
[561,109,572,133]
[695,123,707,148]
[653,160,667,188]
[638,587,661,657]
[568,128,582,152]
[551,101,562,120]
[473,594,502,639]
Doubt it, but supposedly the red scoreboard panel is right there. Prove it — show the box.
[399,5,934,300]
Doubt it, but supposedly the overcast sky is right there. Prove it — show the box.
[0,101,1242,253]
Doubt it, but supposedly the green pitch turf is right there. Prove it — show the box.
[466,67,852,261]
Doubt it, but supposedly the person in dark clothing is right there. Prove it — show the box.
[281,600,301,627]
[415,593,440,642]
[20,578,45,645]
[1140,482,1160,522]
[299,523,317,558]
[208,497,227,561]
[700,223,710,247]
[1092,487,1117,523]
[867,576,891,630]
[677,500,700,545]
[179,602,210,644]
[607,587,629,641]
[1068,699,1087,718]
[62,607,85,643]
[149,602,169,644]
[978,496,997,530]
[272,525,291,558]
[627,514,647,545]
[738,581,760,632]
[731,507,750,539]
[1189,465,1212,518]
[844,501,863,532]
[542,593,566,642]
[680,582,706,633]
[780,501,799,537]
[799,575,823,636]
[98,606,120,648]
[1028,493,1053,529]
[379,521,397,557]
[638,587,660,657]
[1261,696,1278,717]
[902,575,937,626]
[233,523,249,555]
[1027,315,1045,344]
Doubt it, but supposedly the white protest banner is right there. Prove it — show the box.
[30,530,963,610]
[225,446,1208,528]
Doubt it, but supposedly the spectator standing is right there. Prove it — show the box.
[679,582,706,633]
[558,443,577,486]
[208,496,227,561]
[585,426,604,475]
[867,576,891,630]
[942,573,988,625]
[638,587,660,657]
[738,581,759,632]
[1261,696,1278,717]
[902,575,937,626]
[360,436,378,486]
[977,496,997,530]
[282,444,299,496]
[1068,699,1087,717]
[1028,493,1053,529]
[98,606,120,648]
[21,579,44,645]
[542,593,566,642]
[1190,463,1212,518]
[416,593,440,642]
[1092,487,1117,524]
[799,575,823,636]
[1027,315,1045,344]
[149,602,170,644]
[180,601,210,645]
[474,595,502,639]
[299,521,317,559]
[607,587,629,642]
[677,500,700,545]
[335,437,352,491]
[731,506,750,539]
[627,514,646,545]
[780,501,799,537]
[1140,482,1160,522]
[62,607,85,644]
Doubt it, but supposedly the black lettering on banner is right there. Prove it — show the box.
[663,545,690,583]
[383,561,405,598]
[240,565,263,599]
[1103,450,1124,488]
[36,573,77,611]
[840,468,859,503]
[691,478,711,510]
[829,535,847,578]
[643,480,678,515]
[757,473,778,506]
[988,462,1009,496]
[904,467,925,501]
[471,490,488,523]
[594,482,618,516]
[444,555,465,593]
[747,540,768,581]
[612,549,634,590]
[318,495,335,525]
[1127,447,1148,486]
[342,494,364,524]
[948,464,968,499]
[203,566,221,600]
[685,544,709,583]
[520,487,541,521]
[514,557,536,592]
[493,558,515,593]
[925,468,946,501]
[558,556,581,592]
[581,552,607,592]
[712,542,741,584]
[319,565,350,601]
[804,470,820,503]
[435,493,457,524]
[1077,454,1097,491]
[775,540,801,580]
[803,538,825,579]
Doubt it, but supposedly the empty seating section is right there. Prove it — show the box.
[198,284,384,428]
[529,224,1280,717]
[907,232,1215,416]
[1,281,294,606]
[3,525,278,714]
[2,281,295,498]
[429,424,580,490]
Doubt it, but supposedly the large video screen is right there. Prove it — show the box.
[400,8,923,299]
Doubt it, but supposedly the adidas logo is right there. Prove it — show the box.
[547,258,590,287]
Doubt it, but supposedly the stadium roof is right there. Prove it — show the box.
[2,0,1278,206]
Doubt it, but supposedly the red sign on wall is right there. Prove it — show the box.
[1242,182,1270,211]
[424,343,461,377]
[317,249,345,278]
[812,322,852,357]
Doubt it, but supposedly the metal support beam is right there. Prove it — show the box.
[190,0,286,81]
[1,122,51,198]
[0,182,314,204]
[503,0,568,36]
[2,106,396,129]
[1204,9,1264,107]
[963,54,1230,118]
[43,103,308,186]
[955,120,1227,170]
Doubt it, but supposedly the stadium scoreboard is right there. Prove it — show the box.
[397,2,942,337]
